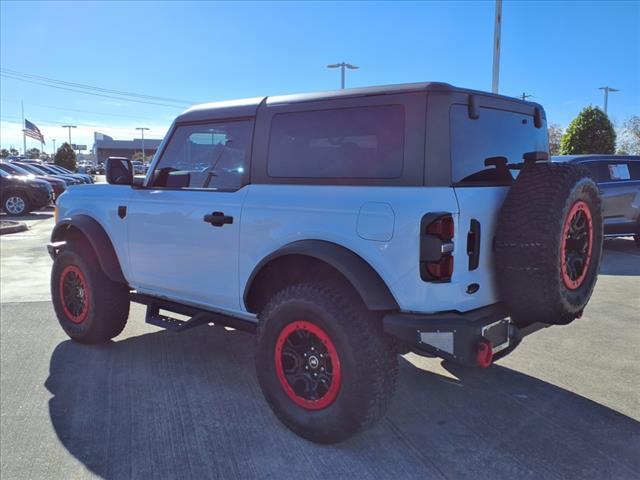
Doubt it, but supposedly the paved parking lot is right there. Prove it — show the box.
[1,212,639,479]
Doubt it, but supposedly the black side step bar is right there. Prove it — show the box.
[129,292,257,334]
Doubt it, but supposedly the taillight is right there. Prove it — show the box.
[420,213,455,282]
[426,215,454,240]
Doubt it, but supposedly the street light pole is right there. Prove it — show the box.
[492,0,502,94]
[327,62,360,89]
[62,125,76,146]
[136,127,150,163]
[52,139,56,155]
[598,86,619,115]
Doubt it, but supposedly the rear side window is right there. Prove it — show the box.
[627,161,640,180]
[267,105,405,178]
[450,105,548,183]
[580,162,610,182]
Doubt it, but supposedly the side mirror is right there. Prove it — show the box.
[106,157,133,185]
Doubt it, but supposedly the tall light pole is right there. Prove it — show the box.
[492,0,502,94]
[598,86,619,115]
[327,62,359,89]
[52,139,56,155]
[62,125,76,146]
[136,127,150,163]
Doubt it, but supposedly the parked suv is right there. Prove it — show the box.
[49,82,602,443]
[1,168,53,215]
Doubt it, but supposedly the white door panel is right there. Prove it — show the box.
[127,188,248,308]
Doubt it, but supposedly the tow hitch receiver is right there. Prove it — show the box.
[383,303,513,367]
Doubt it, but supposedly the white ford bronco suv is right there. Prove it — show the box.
[49,82,602,443]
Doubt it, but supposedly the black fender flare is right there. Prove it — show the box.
[50,215,126,284]
[243,240,398,312]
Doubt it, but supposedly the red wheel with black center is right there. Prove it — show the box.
[560,200,594,290]
[51,241,129,343]
[256,282,398,444]
[59,265,91,324]
[274,320,342,410]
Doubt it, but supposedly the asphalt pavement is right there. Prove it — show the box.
[1,212,639,480]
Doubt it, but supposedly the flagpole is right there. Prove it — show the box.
[21,100,26,155]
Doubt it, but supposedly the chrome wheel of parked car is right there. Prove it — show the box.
[4,195,28,215]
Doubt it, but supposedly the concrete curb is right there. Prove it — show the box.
[0,220,28,235]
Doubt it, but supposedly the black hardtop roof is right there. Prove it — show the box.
[175,81,543,123]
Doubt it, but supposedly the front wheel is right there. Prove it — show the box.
[255,282,398,443]
[51,245,129,343]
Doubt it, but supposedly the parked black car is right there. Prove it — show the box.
[46,164,94,183]
[0,161,67,200]
[553,155,640,245]
[11,162,82,186]
[0,169,53,216]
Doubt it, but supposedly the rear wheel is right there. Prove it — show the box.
[51,245,129,343]
[3,192,30,216]
[256,282,398,443]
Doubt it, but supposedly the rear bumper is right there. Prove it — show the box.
[383,303,548,367]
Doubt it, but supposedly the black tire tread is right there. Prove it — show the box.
[256,282,398,443]
[495,162,602,325]
[51,243,129,343]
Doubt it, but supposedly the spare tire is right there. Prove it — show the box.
[495,162,602,326]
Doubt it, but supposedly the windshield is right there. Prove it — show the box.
[0,162,32,176]
[16,163,47,175]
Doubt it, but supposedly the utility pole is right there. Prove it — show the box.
[21,100,26,155]
[521,92,533,101]
[136,127,150,163]
[62,125,76,146]
[598,86,619,115]
[492,0,502,94]
[327,62,360,89]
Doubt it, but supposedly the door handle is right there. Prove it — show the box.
[203,211,233,227]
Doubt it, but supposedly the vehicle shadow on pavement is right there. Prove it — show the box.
[45,326,640,480]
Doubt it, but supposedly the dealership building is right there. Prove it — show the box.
[92,132,163,164]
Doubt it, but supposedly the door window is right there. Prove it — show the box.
[151,120,251,190]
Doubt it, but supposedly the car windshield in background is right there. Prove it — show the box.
[450,105,548,183]
[14,163,47,175]
[0,162,33,176]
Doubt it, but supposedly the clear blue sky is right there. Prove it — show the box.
[1,0,638,151]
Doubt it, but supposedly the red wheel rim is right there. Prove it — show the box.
[560,200,594,290]
[59,265,90,324]
[274,321,342,410]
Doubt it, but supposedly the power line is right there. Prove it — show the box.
[1,68,196,105]
[1,98,171,122]
[1,72,190,109]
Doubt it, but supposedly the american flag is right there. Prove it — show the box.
[24,119,45,144]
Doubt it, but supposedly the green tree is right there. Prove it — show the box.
[0,148,9,158]
[54,142,77,171]
[617,116,640,155]
[547,123,563,156]
[560,106,616,154]
[26,147,41,159]
[9,148,19,156]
